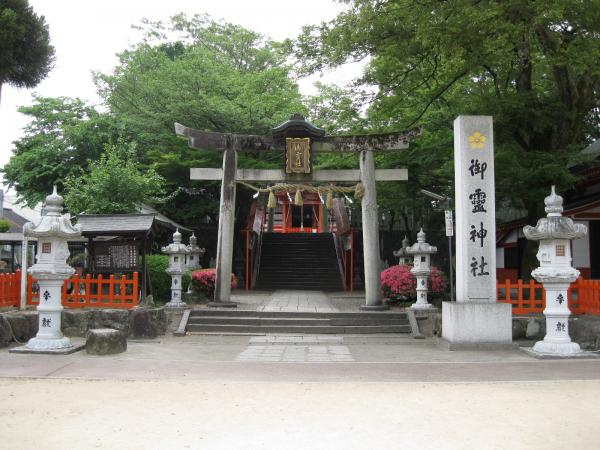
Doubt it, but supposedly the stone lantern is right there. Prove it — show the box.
[393,235,412,265]
[185,233,205,271]
[523,186,587,356]
[407,228,438,309]
[22,187,82,352]
[162,229,189,308]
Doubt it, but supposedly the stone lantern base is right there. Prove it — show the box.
[532,340,581,356]
[27,335,73,350]
[10,342,86,355]
[411,302,435,310]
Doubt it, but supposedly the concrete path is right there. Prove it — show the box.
[257,290,338,312]
[2,335,600,381]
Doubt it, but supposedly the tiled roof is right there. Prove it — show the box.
[77,214,157,235]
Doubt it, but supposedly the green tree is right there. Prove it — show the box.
[1,96,127,206]
[94,14,307,225]
[64,141,166,215]
[296,0,600,276]
[0,0,54,103]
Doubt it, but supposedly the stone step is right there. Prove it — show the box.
[186,324,412,334]
[256,273,341,280]
[187,316,410,327]
[188,310,408,319]
[258,263,340,269]
[263,233,333,239]
[257,232,343,291]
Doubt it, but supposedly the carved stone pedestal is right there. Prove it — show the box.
[11,187,83,354]
[523,187,587,357]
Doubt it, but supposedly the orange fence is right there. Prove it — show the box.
[0,271,22,308]
[0,271,139,309]
[570,278,600,315]
[497,277,600,315]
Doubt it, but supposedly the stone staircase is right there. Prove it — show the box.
[181,309,412,334]
[255,233,344,291]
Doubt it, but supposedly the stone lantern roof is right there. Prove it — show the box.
[407,228,437,255]
[393,235,411,259]
[23,186,81,239]
[187,233,206,256]
[161,229,190,254]
[523,186,587,241]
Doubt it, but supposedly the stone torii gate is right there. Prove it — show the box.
[175,115,420,309]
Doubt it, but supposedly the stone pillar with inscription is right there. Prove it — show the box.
[523,187,587,356]
[162,229,190,308]
[442,116,512,347]
[407,229,437,309]
[19,187,82,353]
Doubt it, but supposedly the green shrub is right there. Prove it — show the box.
[0,219,11,233]
[67,253,86,268]
[147,254,170,303]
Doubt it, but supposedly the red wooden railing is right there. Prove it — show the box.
[570,278,600,315]
[496,277,600,315]
[0,271,21,308]
[0,271,139,309]
[28,272,139,309]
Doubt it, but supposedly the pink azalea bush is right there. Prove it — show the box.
[381,264,416,299]
[191,269,238,299]
[428,266,448,294]
[381,264,448,300]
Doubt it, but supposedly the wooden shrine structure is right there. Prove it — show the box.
[175,114,420,309]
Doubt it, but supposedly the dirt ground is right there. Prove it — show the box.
[2,378,600,450]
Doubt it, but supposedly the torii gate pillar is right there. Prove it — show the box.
[360,150,388,310]
[211,144,238,307]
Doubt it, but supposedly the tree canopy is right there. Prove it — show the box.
[1,96,126,206]
[64,141,166,215]
[93,14,307,225]
[295,0,600,213]
[0,0,54,102]
[3,15,307,226]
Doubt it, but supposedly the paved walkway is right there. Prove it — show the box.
[257,290,338,312]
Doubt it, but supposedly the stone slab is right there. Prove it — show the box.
[359,305,390,311]
[208,302,238,308]
[174,309,191,337]
[442,301,512,344]
[520,347,600,360]
[9,342,86,355]
[405,309,424,339]
[437,338,518,351]
[86,328,127,355]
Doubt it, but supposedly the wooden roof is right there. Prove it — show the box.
[77,214,190,237]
